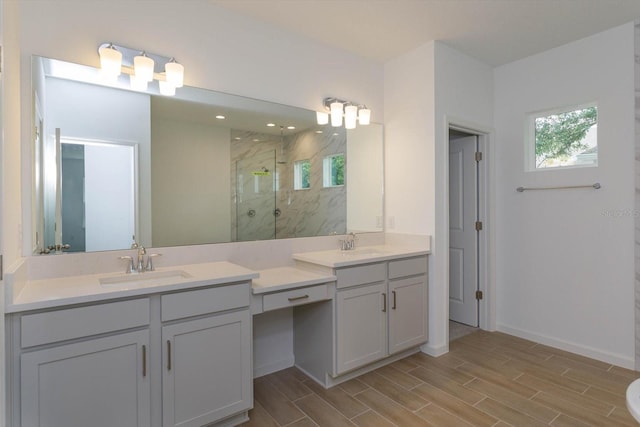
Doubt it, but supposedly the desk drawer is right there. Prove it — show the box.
[262,284,329,312]
[21,298,150,348]
[161,282,250,322]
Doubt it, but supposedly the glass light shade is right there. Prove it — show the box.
[316,111,329,125]
[159,80,176,96]
[330,102,343,127]
[129,74,148,91]
[358,108,371,125]
[98,45,122,77]
[134,54,155,82]
[165,60,184,88]
[344,105,358,129]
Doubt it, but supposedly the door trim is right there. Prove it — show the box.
[444,116,495,335]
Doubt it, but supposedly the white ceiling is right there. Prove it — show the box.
[211,0,640,66]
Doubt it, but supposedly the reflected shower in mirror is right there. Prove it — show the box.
[31,56,384,253]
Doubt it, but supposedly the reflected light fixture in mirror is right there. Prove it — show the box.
[97,43,185,95]
[319,97,371,129]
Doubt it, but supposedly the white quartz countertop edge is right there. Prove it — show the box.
[7,261,259,313]
[252,267,336,294]
[291,245,430,268]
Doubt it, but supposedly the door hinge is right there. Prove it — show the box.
[475,151,482,162]
[475,221,483,231]
[476,290,483,300]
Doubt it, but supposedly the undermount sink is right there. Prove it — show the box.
[99,269,193,286]
[340,248,388,257]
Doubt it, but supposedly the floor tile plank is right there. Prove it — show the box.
[354,388,432,426]
[294,394,355,427]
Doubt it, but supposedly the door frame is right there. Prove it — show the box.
[444,116,495,334]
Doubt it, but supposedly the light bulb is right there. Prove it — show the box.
[316,111,329,125]
[330,102,343,127]
[134,53,154,82]
[98,44,122,78]
[358,108,371,125]
[165,59,184,88]
[159,80,176,96]
[345,105,358,129]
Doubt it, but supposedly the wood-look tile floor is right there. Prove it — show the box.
[240,331,639,426]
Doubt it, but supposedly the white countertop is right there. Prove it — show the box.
[292,244,430,268]
[7,261,259,313]
[252,267,336,294]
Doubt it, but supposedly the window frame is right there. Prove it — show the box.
[525,102,598,172]
[293,159,311,190]
[322,153,345,188]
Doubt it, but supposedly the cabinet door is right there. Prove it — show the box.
[162,309,252,427]
[389,275,428,354]
[21,330,150,427]
[335,282,387,374]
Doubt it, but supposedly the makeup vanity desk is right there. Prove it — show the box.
[5,245,429,427]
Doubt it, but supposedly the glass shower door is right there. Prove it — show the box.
[235,150,277,241]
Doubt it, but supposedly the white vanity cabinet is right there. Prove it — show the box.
[9,282,253,427]
[161,285,252,427]
[15,299,152,427]
[295,254,428,386]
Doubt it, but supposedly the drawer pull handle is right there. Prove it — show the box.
[392,291,397,310]
[382,293,387,312]
[288,294,309,302]
[167,340,172,371]
[142,345,147,377]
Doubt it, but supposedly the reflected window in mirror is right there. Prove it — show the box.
[323,153,344,187]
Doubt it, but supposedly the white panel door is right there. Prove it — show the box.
[162,310,252,427]
[449,135,478,326]
[389,276,428,354]
[335,282,387,374]
[20,330,150,427]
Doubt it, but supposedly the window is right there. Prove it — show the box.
[528,104,597,170]
[323,154,344,187]
[294,159,310,190]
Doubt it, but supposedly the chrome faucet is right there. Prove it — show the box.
[339,232,358,251]
[137,246,146,272]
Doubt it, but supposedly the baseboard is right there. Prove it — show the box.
[420,342,448,357]
[497,323,635,369]
[253,356,295,378]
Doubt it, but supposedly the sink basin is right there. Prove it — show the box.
[340,248,388,257]
[100,270,193,286]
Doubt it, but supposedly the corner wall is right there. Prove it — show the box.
[495,23,635,367]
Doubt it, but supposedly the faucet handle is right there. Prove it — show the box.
[146,253,162,271]
[119,256,135,274]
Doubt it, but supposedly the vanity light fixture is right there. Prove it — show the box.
[98,43,185,96]
[318,97,371,129]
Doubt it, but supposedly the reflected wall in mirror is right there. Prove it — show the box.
[31,56,384,253]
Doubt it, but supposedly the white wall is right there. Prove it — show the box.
[494,23,635,367]
[433,42,495,343]
[384,41,494,356]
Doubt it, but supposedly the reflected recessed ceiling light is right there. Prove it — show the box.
[267,123,276,127]
[234,137,241,140]
[315,130,323,134]
[216,115,225,119]
[333,133,339,136]
[287,126,295,130]
[253,139,260,142]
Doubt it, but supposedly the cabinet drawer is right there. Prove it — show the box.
[335,263,386,289]
[388,256,427,279]
[262,284,330,312]
[21,298,150,348]
[161,282,250,322]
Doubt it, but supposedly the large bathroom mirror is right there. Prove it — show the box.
[31,56,384,253]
